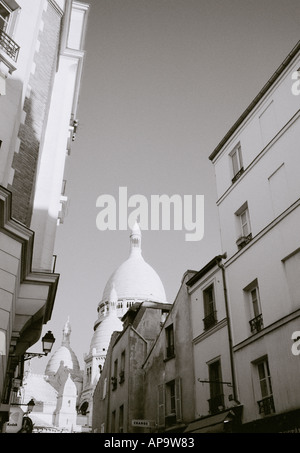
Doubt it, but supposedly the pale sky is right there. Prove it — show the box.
[28,0,300,374]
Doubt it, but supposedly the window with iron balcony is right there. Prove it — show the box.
[0,1,20,63]
[257,395,275,416]
[235,202,252,250]
[249,313,264,333]
[256,358,275,416]
[230,143,244,184]
[247,284,263,334]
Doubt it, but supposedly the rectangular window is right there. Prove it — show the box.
[111,410,116,433]
[240,208,250,236]
[119,350,125,383]
[165,324,175,358]
[244,280,263,334]
[112,359,118,390]
[235,202,252,249]
[119,405,124,433]
[0,1,10,32]
[0,1,20,62]
[256,358,275,415]
[230,143,244,183]
[158,378,182,429]
[203,284,217,330]
[166,380,176,415]
[208,360,224,414]
[165,378,182,428]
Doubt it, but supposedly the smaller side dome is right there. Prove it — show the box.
[45,318,81,375]
[89,304,123,355]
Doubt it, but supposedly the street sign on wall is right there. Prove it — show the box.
[132,419,153,427]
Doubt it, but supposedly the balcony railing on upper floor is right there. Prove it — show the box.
[249,313,264,333]
[257,395,275,416]
[203,310,218,330]
[0,29,20,62]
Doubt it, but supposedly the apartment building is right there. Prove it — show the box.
[184,255,242,433]
[209,40,300,432]
[0,0,89,432]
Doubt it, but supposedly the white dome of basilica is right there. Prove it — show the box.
[101,222,167,304]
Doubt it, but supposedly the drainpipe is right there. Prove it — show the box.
[216,254,239,404]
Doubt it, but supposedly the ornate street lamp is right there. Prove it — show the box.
[26,399,35,414]
[23,331,55,361]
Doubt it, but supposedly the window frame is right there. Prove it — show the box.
[165,324,175,359]
[202,283,217,330]
[207,359,225,414]
[253,356,275,416]
[119,404,124,433]
[235,202,252,249]
[0,1,19,35]
[229,143,244,183]
[244,279,264,333]
[119,350,125,383]
[0,1,11,33]
[239,207,251,237]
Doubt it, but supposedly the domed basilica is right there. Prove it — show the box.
[22,223,168,432]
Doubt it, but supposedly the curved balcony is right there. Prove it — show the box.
[0,28,19,62]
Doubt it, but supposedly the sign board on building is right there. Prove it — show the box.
[3,406,24,433]
[132,419,153,427]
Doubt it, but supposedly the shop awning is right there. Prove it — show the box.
[184,410,237,433]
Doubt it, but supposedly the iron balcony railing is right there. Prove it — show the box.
[203,310,217,330]
[0,28,20,62]
[249,313,264,333]
[257,395,275,416]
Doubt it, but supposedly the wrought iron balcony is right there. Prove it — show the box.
[203,310,217,330]
[208,393,225,414]
[257,395,275,415]
[0,29,20,62]
[249,313,264,333]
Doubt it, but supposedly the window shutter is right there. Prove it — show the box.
[158,384,165,428]
[175,377,182,422]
